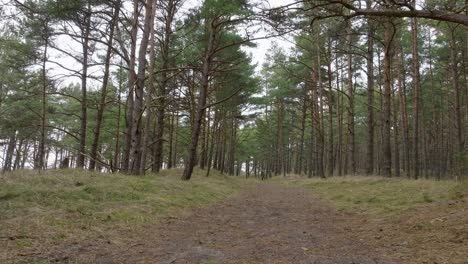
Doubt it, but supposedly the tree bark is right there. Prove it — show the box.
[397,44,410,177]
[449,27,464,155]
[89,0,121,171]
[382,19,394,177]
[181,20,216,180]
[35,25,48,170]
[122,0,139,173]
[140,0,158,174]
[3,133,16,172]
[152,0,177,173]
[411,13,421,179]
[366,3,375,175]
[77,9,92,169]
[128,0,156,175]
[346,21,356,175]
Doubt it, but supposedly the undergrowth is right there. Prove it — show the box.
[0,168,248,226]
[276,176,468,214]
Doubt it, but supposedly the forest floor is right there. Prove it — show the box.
[1,171,468,263]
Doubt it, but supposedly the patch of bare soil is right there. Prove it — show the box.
[4,183,467,263]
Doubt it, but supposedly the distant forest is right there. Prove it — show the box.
[0,0,467,180]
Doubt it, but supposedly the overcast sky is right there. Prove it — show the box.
[0,0,296,86]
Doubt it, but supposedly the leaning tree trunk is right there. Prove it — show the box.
[181,21,216,180]
[89,0,121,171]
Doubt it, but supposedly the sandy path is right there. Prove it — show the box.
[89,183,396,264]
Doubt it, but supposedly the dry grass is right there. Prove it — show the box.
[0,168,251,261]
[275,175,468,214]
[0,168,250,223]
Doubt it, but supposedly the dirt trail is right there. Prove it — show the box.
[64,183,397,264]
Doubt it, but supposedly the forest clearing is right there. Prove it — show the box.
[1,170,467,263]
[1,0,468,263]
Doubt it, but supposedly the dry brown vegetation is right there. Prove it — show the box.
[0,169,250,263]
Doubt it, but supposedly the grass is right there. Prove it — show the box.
[0,168,249,228]
[276,176,468,215]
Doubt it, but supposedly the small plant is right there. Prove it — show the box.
[422,193,434,203]
[15,238,33,248]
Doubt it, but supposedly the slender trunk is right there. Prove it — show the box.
[14,139,24,171]
[296,95,307,175]
[35,29,48,170]
[382,19,394,177]
[167,111,175,169]
[411,8,421,179]
[327,43,334,177]
[89,1,121,171]
[366,10,375,175]
[153,0,177,172]
[346,21,356,174]
[316,37,325,178]
[3,133,16,172]
[77,10,91,169]
[140,0,158,174]
[449,28,464,154]
[182,21,216,180]
[398,45,410,177]
[393,86,400,177]
[206,110,218,177]
[199,112,207,169]
[336,55,343,176]
[128,0,156,174]
[122,0,139,172]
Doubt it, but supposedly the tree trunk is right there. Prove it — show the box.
[35,28,48,170]
[182,21,216,180]
[398,45,410,177]
[152,0,177,173]
[140,0,158,174]
[122,0,139,173]
[316,36,325,178]
[77,10,91,169]
[327,41,334,176]
[382,19,394,177]
[3,133,16,172]
[393,84,400,177]
[366,5,375,175]
[346,21,356,174]
[411,7,421,179]
[449,27,464,155]
[89,1,121,171]
[128,0,156,175]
